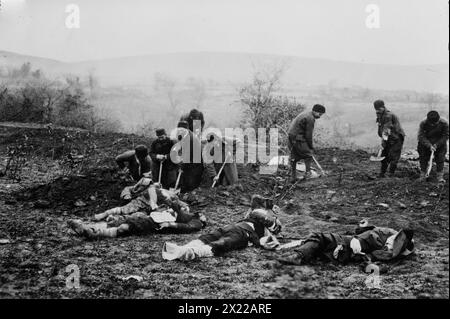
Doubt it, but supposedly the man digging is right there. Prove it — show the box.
[287,104,326,183]
[417,110,449,183]
[373,100,405,178]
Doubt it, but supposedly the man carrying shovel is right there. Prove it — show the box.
[417,111,449,183]
[287,104,326,183]
[373,100,405,178]
[150,128,177,189]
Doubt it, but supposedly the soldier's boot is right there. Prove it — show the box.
[437,171,445,183]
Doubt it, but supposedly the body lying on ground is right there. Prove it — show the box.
[162,195,282,261]
[277,221,415,266]
[67,179,205,238]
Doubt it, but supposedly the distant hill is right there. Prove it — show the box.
[0,50,448,93]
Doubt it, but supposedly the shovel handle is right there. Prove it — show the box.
[174,169,182,190]
[425,150,434,177]
[158,160,163,184]
[312,155,325,175]
[211,153,231,188]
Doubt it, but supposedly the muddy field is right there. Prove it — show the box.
[0,124,448,299]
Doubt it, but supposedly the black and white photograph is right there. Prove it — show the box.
[0,0,448,305]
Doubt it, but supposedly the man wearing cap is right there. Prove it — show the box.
[373,100,405,178]
[150,128,177,188]
[287,104,326,182]
[417,110,449,183]
[115,144,152,181]
[180,108,205,138]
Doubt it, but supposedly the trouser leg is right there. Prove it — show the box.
[222,163,238,186]
[290,159,297,181]
[435,146,447,172]
[294,241,321,263]
[388,138,404,174]
[418,144,431,172]
[208,229,248,255]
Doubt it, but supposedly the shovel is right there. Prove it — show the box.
[169,169,182,193]
[312,155,326,176]
[425,150,435,178]
[370,148,385,162]
[211,153,231,188]
[158,160,163,184]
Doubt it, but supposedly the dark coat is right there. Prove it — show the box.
[418,118,449,148]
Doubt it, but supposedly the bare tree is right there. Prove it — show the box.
[185,77,206,109]
[238,59,289,130]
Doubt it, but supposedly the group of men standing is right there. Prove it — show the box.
[287,100,449,183]
[115,108,240,193]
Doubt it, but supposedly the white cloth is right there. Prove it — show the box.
[350,238,363,255]
[150,210,177,223]
[162,240,213,261]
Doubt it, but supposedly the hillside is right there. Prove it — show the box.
[0,123,448,298]
[1,50,448,93]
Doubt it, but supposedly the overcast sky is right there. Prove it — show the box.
[0,0,448,64]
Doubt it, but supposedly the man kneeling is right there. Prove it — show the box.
[162,195,282,261]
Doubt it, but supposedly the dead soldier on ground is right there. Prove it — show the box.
[67,178,206,239]
[277,220,415,266]
[162,195,282,261]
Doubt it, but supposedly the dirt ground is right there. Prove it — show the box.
[0,124,448,299]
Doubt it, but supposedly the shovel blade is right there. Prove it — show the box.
[370,156,385,162]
